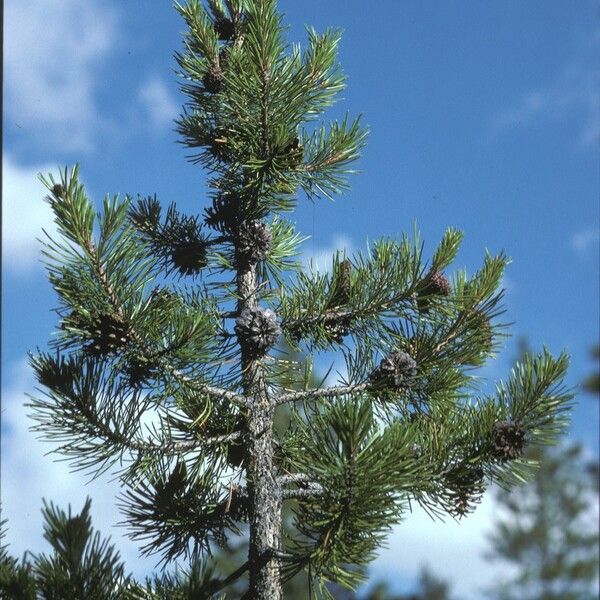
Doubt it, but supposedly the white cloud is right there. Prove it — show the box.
[491,33,600,148]
[2,155,59,273]
[369,494,514,599]
[304,234,354,273]
[500,274,516,296]
[138,77,179,132]
[4,0,119,153]
[1,359,151,579]
[572,227,600,253]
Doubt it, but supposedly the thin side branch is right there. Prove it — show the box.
[132,430,243,454]
[208,559,252,595]
[278,473,315,486]
[282,308,353,331]
[276,383,368,406]
[282,287,416,333]
[282,487,325,500]
[169,371,250,407]
[279,473,325,499]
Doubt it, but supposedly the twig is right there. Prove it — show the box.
[276,383,368,406]
[282,487,324,499]
[278,473,314,486]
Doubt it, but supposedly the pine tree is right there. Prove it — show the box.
[0,499,137,599]
[28,1,573,597]
[485,443,599,600]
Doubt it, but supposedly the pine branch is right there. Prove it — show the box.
[282,487,324,500]
[276,384,368,406]
[129,430,243,454]
[166,371,250,408]
[279,474,325,498]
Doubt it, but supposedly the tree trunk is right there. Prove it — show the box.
[237,265,283,599]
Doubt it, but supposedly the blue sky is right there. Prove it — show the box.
[3,1,599,597]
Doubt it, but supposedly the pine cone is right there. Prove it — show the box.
[328,259,352,307]
[235,306,281,356]
[214,16,235,40]
[417,270,452,312]
[236,220,272,265]
[51,184,65,198]
[323,313,353,343]
[203,65,223,94]
[492,420,527,461]
[369,351,418,392]
[85,313,130,356]
[171,241,208,276]
[446,464,485,518]
[124,357,156,388]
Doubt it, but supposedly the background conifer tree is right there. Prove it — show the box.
[582,345,599,397]
[330,567,455,600]
[480,337,599,600]
[485,443,599,600]
[369,568,454,600]
[28,1,573,597]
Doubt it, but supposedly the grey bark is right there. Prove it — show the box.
[236,263,283,599]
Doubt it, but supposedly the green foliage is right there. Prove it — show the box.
[26,0,574,596]
[0,515,37,600]
[140,559,226,599]
[119,457,237,564]
[284,401,425,592]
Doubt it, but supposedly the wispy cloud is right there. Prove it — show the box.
[4,0,120,154]
[138,77,180,133]
[491,32,599,147]
[2,155,59,274]
[572,227,600,253]
[304,234,354,273]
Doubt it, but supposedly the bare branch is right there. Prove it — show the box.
[282,308,353,332]
[276,383,368,406]
[279,473,325,499]
[131,430,242,454]
[278,473,315,486]
[167,369,250,407]
[283,488,325,499]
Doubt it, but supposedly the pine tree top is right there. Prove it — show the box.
[27,1,573,596]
